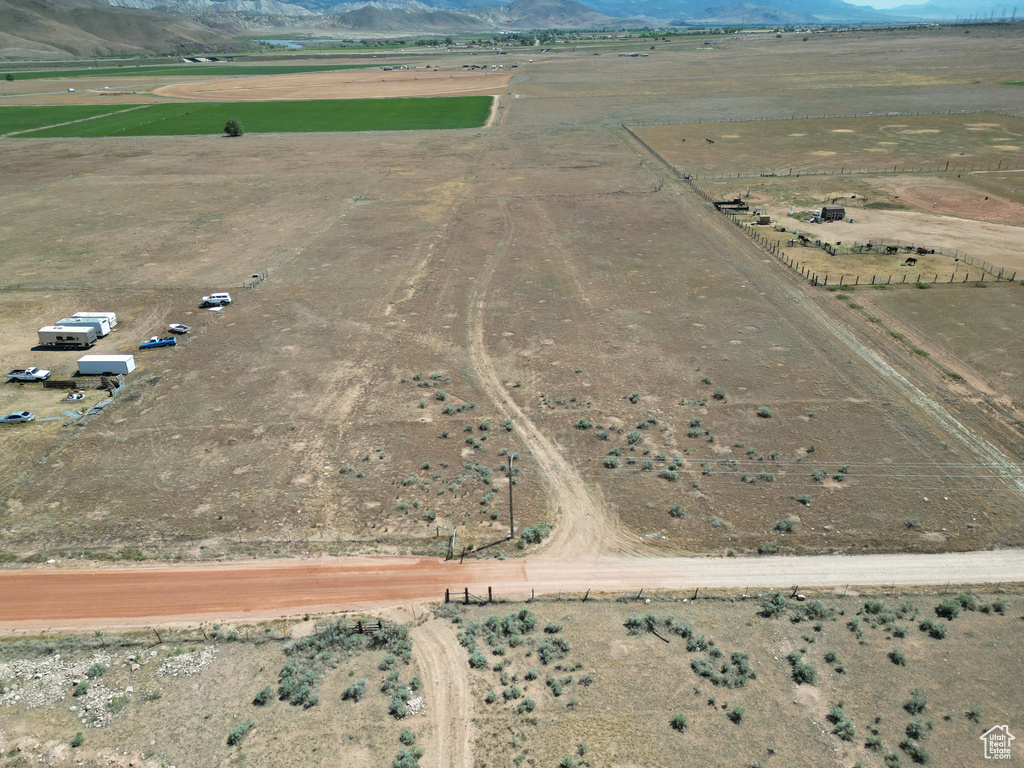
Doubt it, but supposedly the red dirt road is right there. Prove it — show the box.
[3,550,1023,630]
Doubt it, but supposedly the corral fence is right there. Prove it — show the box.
[243,270,270,290]
[681,175,1018,288]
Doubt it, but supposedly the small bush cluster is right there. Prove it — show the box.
[517,524,552,549]
[227,718,255,746]
[786,651,818,685]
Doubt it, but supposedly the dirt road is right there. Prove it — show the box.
[411,619,473,768]
[2,550,1022,630]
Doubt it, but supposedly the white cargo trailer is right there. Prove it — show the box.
[56,316,112,337]
[72,312,117,328]
[38,325,98,350]
[77,354,136,376]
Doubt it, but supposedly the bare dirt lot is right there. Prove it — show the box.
[3,592,1019,768]
[2,28,1024,567]
[154,68,512,101]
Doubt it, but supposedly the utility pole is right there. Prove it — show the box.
[507,454,515,540]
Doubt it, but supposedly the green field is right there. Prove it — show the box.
[0,104,135,134]
[8,97,492,137]
[2,63,394,81]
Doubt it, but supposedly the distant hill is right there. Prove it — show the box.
[0,0,239,59]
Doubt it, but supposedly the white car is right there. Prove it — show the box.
[200,292,232,307]
[1,411,35,424]
[168,324,191,334]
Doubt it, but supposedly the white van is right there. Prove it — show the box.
[200,292,232,307]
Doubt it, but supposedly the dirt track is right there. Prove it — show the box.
[154,69,512,101]
[2,550,1022,630]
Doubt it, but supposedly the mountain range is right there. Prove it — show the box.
[0,0,1016,61]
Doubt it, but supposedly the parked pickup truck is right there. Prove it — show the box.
[139,336,177,349]
[7,367,51,382]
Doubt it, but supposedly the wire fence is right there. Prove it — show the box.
[686,160,1019,180]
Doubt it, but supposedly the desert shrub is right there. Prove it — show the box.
[796,495,812,506]
[884,751,903,768]
[792,660,818,685]
[544,621,563,634]
[905,718,931,740]
[603,456,619,469]
[759,592,788,618]
[227,718,255,746]
[966,706,982,722]
[469,651,487,669]
[955,592,977,611]
[71,731,84,748]
[659,469,679,481]
[670,713,689,732]
[935,599,960,620]
[824,650,839,664]
[86,663,107,678]
[392,748,423,768]
[904,689,928,715]
[502,685,521,701]
[774,519,795,532]
[389,696,409,719]
[253,685,273,706]
[889,649,907,666]
[575,418,592,430]
[73,681,89,697]
[517,524,551,549]
[538,637,571,665]
[866,734,883,750]
[342,679,367,701]
[757,406,773,418]
[758,542,781,555]
[517,697,536,714]
[727,706,745,723]
[669,504,686,518]
[863,600,884,615]
[900,738,930,764]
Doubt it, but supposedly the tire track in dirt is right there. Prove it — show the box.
[466,202,649,559]
[411,619,473,768]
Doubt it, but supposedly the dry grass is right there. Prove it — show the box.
[2,28,1024,562]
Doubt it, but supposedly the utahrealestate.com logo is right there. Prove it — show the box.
[980,725,1015,760]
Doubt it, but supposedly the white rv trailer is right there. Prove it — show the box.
[72,312,118,329]
[56,316,112,337]
[37,325,98,350]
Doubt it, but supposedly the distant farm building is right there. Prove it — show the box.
[821,205,845,221]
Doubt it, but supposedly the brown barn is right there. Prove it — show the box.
[822,205,845,221]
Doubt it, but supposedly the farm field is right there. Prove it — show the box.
[0,592,1020,767]
[633,113,1024,178]
[5,96,493,137]
[1,27,1023,567]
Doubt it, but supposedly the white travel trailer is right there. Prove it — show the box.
[72,312,118,328]
[56,316,112,337]
[37,325,98,350]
